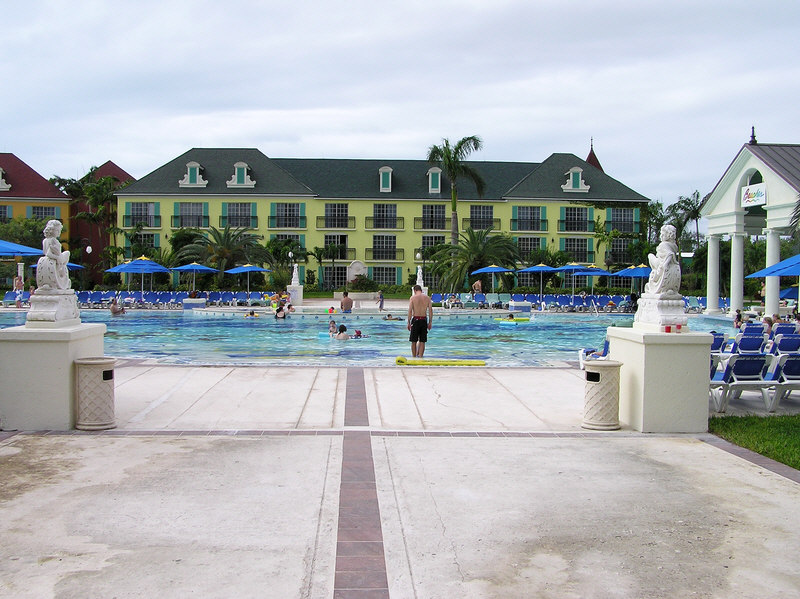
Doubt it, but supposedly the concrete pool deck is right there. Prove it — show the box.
[2,363,800,598]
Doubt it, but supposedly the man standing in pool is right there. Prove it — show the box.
[408,284,433,358]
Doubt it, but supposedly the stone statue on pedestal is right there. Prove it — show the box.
[27,219,80,326]
[36,220,71,291]
[634,224,688,329]
[291,263,300,287]
[416,265,424,287]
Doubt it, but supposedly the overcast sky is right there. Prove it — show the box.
[3,0,800,205]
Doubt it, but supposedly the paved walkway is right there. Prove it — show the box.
[2,365,800,598]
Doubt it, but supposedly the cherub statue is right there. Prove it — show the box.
[36,220,71,290]
[645,224,681,296]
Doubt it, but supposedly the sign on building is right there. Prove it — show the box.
[741,182,767,208]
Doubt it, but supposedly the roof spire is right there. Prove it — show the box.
[585,138,604,172]
[749,126,758,145]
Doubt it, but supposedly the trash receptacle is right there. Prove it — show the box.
[582,359,622,430]
[74,357,116,430]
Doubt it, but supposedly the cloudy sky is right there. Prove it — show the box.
[3,0,800,204]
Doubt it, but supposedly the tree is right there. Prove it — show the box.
[676,190,704,250]
[310,244,343,290]
[429,228,519,292]
[665,201,689,251]
[640,200,667,245]
[264,237,308,290]
[427,136,486,247]
[176,225,264,284]
[593,216,621,267]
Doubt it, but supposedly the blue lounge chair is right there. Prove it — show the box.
[770,334,800,355]
[772,323,797,337]
[729,333,768,354]
[709,353,775,412]
[710,332,728,353]
[579,339,610,369]
[740,322,766,336]
[770,354,800,411]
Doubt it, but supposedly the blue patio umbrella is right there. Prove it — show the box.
[470,264,514,293]
[553,262,588,301]
[30,261,84,270]
[572,265,612,296]
[225,264,271,296]
[0,239,42,256]
[780,286,799,300]
[171,262,218,290]
[106,256,170,292]
[746,254,800,278]
[516,263,557,297]
[614,264,652,292]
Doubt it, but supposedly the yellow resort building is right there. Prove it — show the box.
[115,147,649,289]
[0,153,70,234]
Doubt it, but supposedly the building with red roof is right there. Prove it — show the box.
[0,153,70,234]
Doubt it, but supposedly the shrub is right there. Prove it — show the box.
[350,274,379,292]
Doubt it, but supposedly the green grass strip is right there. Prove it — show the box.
[709,415,800,470]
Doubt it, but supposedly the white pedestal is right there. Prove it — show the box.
[182,298,207,310]
[606,325,712,433]
[287,285,303,307]
[0,323,106,430]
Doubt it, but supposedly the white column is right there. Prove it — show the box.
[765,229,781,317]
[730,233,745,315]
[705,235,721,313]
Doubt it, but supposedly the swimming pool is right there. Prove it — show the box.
[0,310,735,367]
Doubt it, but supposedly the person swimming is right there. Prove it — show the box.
[245,309,258,318]
[328,320,337,336]
[382,313,401,320]
[334,324,349,340]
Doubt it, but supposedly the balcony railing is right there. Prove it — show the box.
[605,221,639,233]
[219,216,259,228]
[321,247,356,261]
[268,215,307,228]
[558,220,595,232]
[565,251,595,263]
[511,218,548,232]
[462,217,501,231]
[413,217,448,231]
[365,247,405,261]
[606,251,632,264]
[171,215,209,228]
[365,216,404,229]
[123,215,161,228]
[317,215,356,229]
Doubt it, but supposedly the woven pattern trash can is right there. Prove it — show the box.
[582,359,622,430]
[74,357,116,430]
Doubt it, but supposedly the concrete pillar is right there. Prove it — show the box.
[705,235,721,313]
[730,233,745,315]
[765,229,781,317]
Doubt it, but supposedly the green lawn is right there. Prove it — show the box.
[709,415,800,470]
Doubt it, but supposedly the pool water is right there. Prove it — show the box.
[0,310,735,367]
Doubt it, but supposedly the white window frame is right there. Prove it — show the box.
[179,161,208,188]
[561,167,590,193]
[427,167,442,194]
[379,166,392,193]
[0,167,10,191]
[226,161,256,188]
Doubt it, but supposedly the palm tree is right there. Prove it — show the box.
[676,190,704,250]
[264,237,308,289]
[177,224,264,284]
[593,216,621,267]
[427,136,486,247]
[429,228,519,292]
[310,244,343,290]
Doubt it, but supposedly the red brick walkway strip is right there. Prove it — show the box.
[335,369,389,598]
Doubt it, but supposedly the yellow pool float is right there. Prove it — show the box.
[395,356,486,366]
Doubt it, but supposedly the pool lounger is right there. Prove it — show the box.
[395,356,486,366]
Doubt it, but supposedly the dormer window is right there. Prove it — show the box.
[427,167,442,194]
[226,161,256,188]
[0,167,10,191]
[179,161,208,188]
[561,167,590,193]
[379,166,392,193]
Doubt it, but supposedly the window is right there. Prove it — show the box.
[270,203,303,228]
[323,266,348,290]
[275,233,301,245]
[372,266,396,286]
[517,236,543,256]
[470,205,494,230]
[420,204,446,229]
[324,234,349,260]
[128,202,158,227]
[422,235,445,248]
[125,232,158,258]
[226,162,256,188]
[227,203,253,228]
[564,237,590,262]
[427,167,442,194]
[563,207,589,232]
[379,166,392,192]
[371,235,397,260]
[177,202,204,228]
[372,204,397,228]
[324,203,349,228]
[561,167,589,192]
[0,168,10,191]
[0,205,11,223]
[609,237,631,263]
[516,206,542,231]
[608,208,634,233]
[31,206,57,220]
[178,161,208,188]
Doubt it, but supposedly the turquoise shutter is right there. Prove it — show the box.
[299,234,305,248]
[540,206,546,230]
[511,206,518,231]
[221,203,228,216]
[26,206,32,218]
[55,207,61,219]
[368,267,373,278]
[154,234,160,248]
[298,266,305,282]
[634,207,641,233]
[396,267,402,285]
[559,238,565,252]
[559,206,565,231]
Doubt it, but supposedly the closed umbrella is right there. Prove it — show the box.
[470,264,514,292]
[516,263,557,299]
[171,262,218,290]
[553,263,587,303]
[224,264,271,296]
